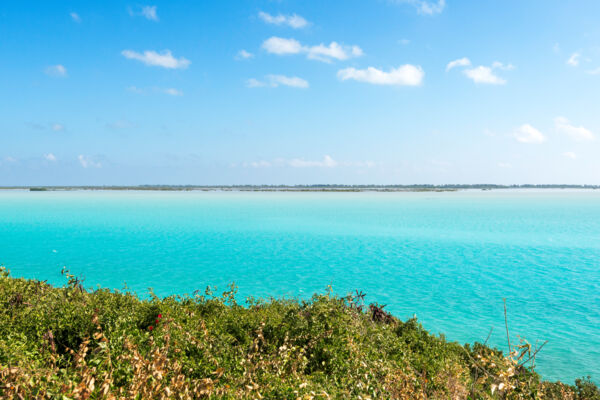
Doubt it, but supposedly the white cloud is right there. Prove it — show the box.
[126,86,183,95]
[128,5,159,21]
[337,65,424,86]
[498,162,512,168]
[235,49,254,60]
[261,37,363,62]
[446,57,471,71]
[352,161,377,168]
[45,153,57,162]
[306,42,363,62]
[107,120,134,129]
[417,0,446,14]
[567,52,580,67]
[246,78,266,88]
[449,60,513,84]
[52,123,65,132]
[553,43,560,53]
[555,117,594,141]
[398,38,410,45]
[141,6,158,21]
[269,75,309,88]
[163,88,183,96]
[463,66,506,84]
[586,67,600,75]
[126,86,145,94]
[514,124,546,144]
[563,151,577,159]
[491,61,515,70]
[247,75,309,89]
[78,155,102,168]
[45,65,67,77]
[246,160,272,168]
[258,11,308,29]
[289,155,338,168]
[121,50,190,69]
[262,37,303,55]
[243,156,376,169]
[70,12,81,23]
[394,0,446,15]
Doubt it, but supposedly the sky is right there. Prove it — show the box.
[1,0,600,185]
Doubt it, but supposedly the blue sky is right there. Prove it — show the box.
[1,0,600,185]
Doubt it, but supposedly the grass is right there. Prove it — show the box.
[0,266,598,399]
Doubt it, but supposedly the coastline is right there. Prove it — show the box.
[1,184,600,193]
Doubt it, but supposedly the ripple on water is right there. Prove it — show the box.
[0,190,599,383]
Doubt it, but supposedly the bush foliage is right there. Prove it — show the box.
[0,267,598,399]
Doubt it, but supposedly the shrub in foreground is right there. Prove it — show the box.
[0,267,598,399]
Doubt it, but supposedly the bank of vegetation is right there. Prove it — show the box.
[6,183,600,192]
[0,267,598,399]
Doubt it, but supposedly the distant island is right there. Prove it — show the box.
[0,184,598,192]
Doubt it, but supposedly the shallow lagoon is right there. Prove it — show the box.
[1,189,598,382]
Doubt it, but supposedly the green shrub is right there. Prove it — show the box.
[0,266,597,399]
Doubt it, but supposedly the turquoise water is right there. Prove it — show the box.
[1,189,599,382]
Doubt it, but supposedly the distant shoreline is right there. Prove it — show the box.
[0,184,599,192]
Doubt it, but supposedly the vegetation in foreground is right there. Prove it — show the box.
[0,267,598,399]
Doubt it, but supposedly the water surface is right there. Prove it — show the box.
[1,189,598,382]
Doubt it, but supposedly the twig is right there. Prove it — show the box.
[532,339,539,372]
[503,298,511,354]
[470,327,494,395]
[484,327,494,346]
[520,340,548,367]
[461,346,499,381]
